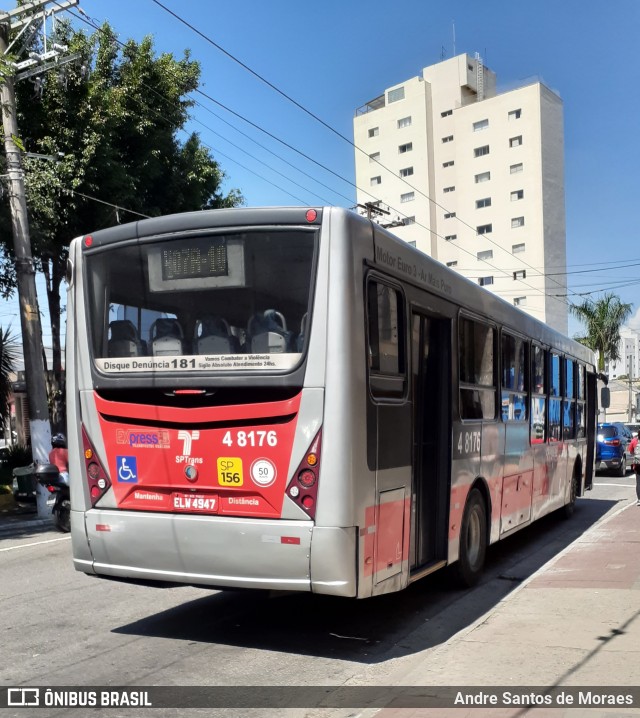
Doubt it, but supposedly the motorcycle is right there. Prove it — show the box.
[35,463,70,533]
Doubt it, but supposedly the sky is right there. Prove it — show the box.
[4,0,640,350]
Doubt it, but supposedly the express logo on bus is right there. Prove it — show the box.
[116,429,170,448]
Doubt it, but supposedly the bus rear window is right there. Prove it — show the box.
[85,229,316,373]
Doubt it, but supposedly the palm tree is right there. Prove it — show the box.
[0,326,18,428]
[569,294,632,372]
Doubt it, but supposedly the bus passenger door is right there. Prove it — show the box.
[410,312,451,572]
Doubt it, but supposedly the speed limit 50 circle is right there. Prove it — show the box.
[250,458,276,487]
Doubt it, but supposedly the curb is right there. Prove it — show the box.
[0,516,55,535]
[0,493,16,509]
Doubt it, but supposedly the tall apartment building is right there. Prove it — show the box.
[606,326,640,381]
[353,53,568,334]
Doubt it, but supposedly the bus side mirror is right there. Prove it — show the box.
[600,387,610,409]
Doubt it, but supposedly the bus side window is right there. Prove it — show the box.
[501,332,528,422]
[549,353,562,441]
[531,344,546,443]
[367,280,405,398]
[576,364,586,438]
[563,359,576,440]
[459,316,496,420]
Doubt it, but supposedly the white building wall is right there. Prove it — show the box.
[353,53,568,333]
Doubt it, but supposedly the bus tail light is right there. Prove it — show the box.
[288,429,322,519]
[81,426,111,505]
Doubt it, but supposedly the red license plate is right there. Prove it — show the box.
[172,493,218,513]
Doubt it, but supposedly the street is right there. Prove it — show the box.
[0,474,636,717]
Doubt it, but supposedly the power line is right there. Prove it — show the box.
[148,2,588,318]
[53,2,349,207]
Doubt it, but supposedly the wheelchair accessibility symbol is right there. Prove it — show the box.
[116,456,138,483]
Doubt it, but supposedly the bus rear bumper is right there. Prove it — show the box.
[73,509,354,595]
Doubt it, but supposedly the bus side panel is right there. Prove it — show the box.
[318,211,380,598]
[500,422,534,535]
[309,527,357,596]
[68,237,96,569]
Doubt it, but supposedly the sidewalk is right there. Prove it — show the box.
[0,495,54,534]
[378,499,640,717]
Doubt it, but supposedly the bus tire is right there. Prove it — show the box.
[563,471,578,519]
[454,488,487,587]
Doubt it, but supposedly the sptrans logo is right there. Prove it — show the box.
[116,429,170,449]
[176,430,203,465]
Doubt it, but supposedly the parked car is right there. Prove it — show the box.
[596,423,632,476]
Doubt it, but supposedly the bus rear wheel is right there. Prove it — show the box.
[563,471,578,519]
[454,488,487,587]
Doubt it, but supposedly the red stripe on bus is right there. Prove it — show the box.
[95,524,111,532]
[94,392,301,424]
[280,536,301,545]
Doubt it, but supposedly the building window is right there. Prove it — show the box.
[474,145,490,157]
[479,276,494,286]
[444,212,456,219]
[477,224,492,235]
[475,171,491,183]
[514,296,527,306]
[445,234,457,241]
[476,197,491,209]
[442,135,454,143]
[511,189,524,201]
[388,86,405,103]
[401,192,415,203]
[510,135,523,148]
[473,119,489,131]
[399,167,414,177]
[509,109,522,120]
[443,186,455,193]
[477,250,493,260]
[511,216,525,228]
[403,216,415,225]
[370,176,381,186]
[397,116,411,129]
[368,127,379,138]
[369,152,380,163]
[512,243,525,254]
[441,109,453,117]
[513,270,526,280]
[510,163,523,174]
[443,160,454,168]
[399,142,413,154]
[446,260,458,267]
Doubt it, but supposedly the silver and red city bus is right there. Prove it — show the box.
[68,207,598,598]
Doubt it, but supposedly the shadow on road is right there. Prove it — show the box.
[113,497,618,664]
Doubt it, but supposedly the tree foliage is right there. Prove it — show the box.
[569,294,632,372]
[0,21,243,429]
[0,325,19,427]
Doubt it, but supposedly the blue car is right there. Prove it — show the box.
[596,423,632,476]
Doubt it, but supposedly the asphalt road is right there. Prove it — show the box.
[0,472,636,718]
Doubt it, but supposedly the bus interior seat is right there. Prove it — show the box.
[296,313,308,352]
[194,316,239,355]
[247,309,292,353]
[108,320,145,357]
[150,318,184,356]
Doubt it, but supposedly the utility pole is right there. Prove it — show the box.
[628,355,634,423]
[0,0,78,517]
